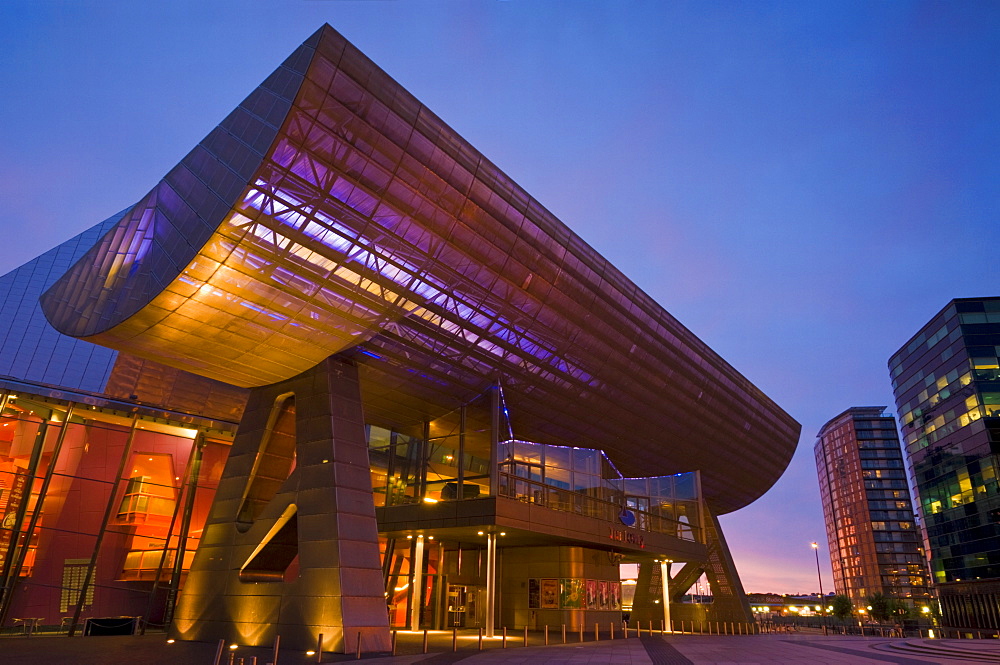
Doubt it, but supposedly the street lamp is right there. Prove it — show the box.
[811,542,825,619]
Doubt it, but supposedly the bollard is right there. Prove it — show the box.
[610,621,614,640]
[524,626,529,647]
[562,623,567,644]
[448,628,454,653]
[579,624,584,642]
[478,626,483,651]
[272,634,281,665]
[228,653,235,665]
[661,619,665,635]
[503,626,507,648]
[316,633,323,663]
[649,620,653,635]
[213,639,226,665]
[251,658,257,665]
[427,629,432,654]
[355,631,362,660]
[595,622,599,641]
[391,631,397,656]
[545,625,549,645]
[623,622,628,639]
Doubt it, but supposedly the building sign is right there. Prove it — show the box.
[618,506,637,527]
[609,526,644,548]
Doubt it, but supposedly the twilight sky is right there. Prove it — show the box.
[2,1,998,594]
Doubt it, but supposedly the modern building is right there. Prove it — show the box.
[814,407,930,611]
[0,24,800,652]
[889,297,1000,630]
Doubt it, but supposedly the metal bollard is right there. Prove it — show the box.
[272,634,281,665]
[562,623,567,644]
[579,624,584,642]
[649,620,653,635]
[610,621,614,640]
[623,622,628,639]
[391,631,397,656]
[449,628,454,652]
[426,629,432,654]
[595,622,599,641]
[316,633,323,663]
[524,625,529,647]
[228,653,235,665]
[544,624,549,645]
[503,626,507,648]
[355,631,362,660]
[478,627,483,651]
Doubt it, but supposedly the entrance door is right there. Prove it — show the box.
[447,585,468,627]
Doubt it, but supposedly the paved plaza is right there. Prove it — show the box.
[2,630,1000,664]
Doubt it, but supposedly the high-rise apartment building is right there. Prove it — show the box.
[815,407,930,610]
[889,297,1000,630]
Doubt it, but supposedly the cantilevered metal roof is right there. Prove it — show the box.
[41,25,800,514]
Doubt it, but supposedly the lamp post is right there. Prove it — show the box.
[811,542,825,623]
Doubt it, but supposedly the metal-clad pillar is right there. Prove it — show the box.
[409,535,425,630]
[485,533,496,637]
[660,560,673,632]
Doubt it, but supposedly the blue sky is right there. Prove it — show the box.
[2,1,998,593]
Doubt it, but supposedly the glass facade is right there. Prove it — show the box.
[814,407,930,610]
[889,297,1000,629]
[0,383,235,630]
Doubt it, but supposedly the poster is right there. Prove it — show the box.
[598,580,609,609]
[541,579,559,609]
[609,581,621,610]
[560,578,583,609]
[586,579,598,609]
[528,578,540,608]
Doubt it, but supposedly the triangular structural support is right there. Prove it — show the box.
[630,507,752,626]
[700,509,753,623]
[170,355,390,653]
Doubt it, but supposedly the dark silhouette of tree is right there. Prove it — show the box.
[831,594,853,621]
[866,592,891,622]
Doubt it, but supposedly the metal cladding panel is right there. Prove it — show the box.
[40,25,800,514]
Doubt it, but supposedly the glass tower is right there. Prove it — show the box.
[815,407,930,610]
[889,297,1000,630]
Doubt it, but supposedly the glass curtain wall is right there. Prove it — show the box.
[0,390,233,633]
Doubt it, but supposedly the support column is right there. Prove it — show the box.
[485,533,497,637]
[409,536,425,631]
[660,560,672,632]
[170,355,390,653]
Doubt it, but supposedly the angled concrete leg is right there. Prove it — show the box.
[170,355,389,653]
[701,510,753,623]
